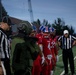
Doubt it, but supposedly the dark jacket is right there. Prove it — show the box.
[12,35,39,72]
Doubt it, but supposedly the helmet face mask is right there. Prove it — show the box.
[41,26,50,38]
[49,27,56,36]
[43,32,50,38]
[43,34,50,38]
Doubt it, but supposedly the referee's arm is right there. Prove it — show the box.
[72,36,76,46]
[58,36,62,47]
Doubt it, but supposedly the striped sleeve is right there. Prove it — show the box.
[58,36,62,41]
[0,30,10,59]
[72,36,76,40]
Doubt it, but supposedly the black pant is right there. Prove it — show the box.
[62,49,75,74]
[2,58,11,75]
[14,70,31,75]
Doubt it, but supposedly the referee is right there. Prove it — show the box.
[0,16,11,75]
[58,30,76,75]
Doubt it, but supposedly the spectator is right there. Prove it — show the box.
[12,21,39,75]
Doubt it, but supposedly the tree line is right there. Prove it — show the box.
[0,1,7,22]
[32,18,75,35]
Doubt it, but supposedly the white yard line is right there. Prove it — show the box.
[58,54,62,58]
[56,54,62,62]
[60,56,76,75]
[74,56,76,60]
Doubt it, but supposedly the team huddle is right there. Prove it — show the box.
[31,25,59,75]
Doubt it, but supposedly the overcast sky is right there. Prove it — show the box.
[2,0,76,31]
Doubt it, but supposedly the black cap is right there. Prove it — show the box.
[2,16,12,26]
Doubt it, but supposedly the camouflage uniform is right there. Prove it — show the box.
[11,21,39,75]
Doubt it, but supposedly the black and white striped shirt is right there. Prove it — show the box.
[58,35,76,50]
[0,28,10,59]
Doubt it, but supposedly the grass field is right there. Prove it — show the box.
[11,38,76,75]
[54,46,76,75]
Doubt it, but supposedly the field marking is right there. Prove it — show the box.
[60,56,76,75]
[58,54,62,58]
[56,54,62,62]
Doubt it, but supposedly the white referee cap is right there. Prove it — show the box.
[63,30,69,34]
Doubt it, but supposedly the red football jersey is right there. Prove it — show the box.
[42,37,52,57]
[36,33,43,44]
[50,36,58,56]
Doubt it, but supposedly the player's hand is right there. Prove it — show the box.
[41,55,45,65]
[42,60,48,66]
[72,41,76,46]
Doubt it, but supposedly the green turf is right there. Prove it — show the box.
[11,39,76,75]
[54,46,76,75]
